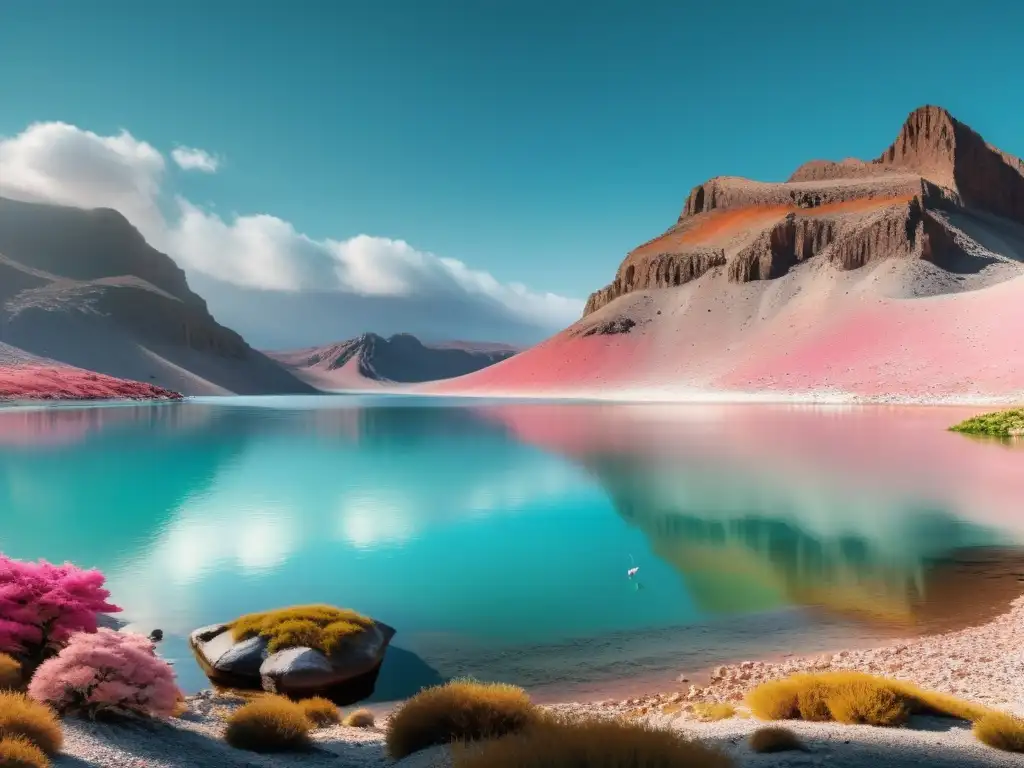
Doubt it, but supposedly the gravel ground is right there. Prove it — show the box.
[53,597,1024,766]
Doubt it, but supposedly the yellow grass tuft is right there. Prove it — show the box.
[749,726,803,754]
[452,715,734,767]
[385,679,538,759]
[692,702,736,722]
[0,656,23,692]
[229,605,374,655]
[224,695,312,753]
[0,693,62,756]
[746,672,991,728]
[974,711,1024,752]
[299,697,341,728]
[342,708,375,728]
[0,735,50,768]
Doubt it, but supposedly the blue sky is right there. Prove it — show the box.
[2,0,1023,345]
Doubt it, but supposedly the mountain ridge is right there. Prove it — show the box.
[0,195,316,397]
[267,332,518,387]
[431,105,1024,402]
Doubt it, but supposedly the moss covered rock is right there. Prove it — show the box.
[189,605,395,704]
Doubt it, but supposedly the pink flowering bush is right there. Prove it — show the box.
[27,629,180,720]
[0,556,120,669]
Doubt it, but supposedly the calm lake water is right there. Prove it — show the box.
[1,396,1023,703]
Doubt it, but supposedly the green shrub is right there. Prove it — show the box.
[385,680,538,759]
[749,726,803,753]
[224,696,311,753]
[230,605,374,655]
[0,693,62,756]
[974,711,1024,752]
[342,708,375,728]
[299,697,341,728]
[950,409,1024,438]
[452,715,734,767]
[0,656,23,692]
[0,735,49,768]
[746,672,989,727]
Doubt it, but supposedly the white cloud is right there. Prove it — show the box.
[171,145,220,173]
[0,121,583,338]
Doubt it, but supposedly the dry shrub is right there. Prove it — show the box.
[224,696,311,753]
[230,605,373,655]
[974,711,1024,752]
[0,736,49,768]
[299,697,341,728]
[0,656,23,692]
[342,708,375,728]
[0,693,62,756]
[452,715,734,767]
[746,672,989,728]
[749,726,803,754]
[692,702,736,722]
[385,680,537,759]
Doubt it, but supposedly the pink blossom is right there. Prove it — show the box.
[0,556,120,666]
[28,628,180,719]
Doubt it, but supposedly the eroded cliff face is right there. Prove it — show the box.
[583,105,1024,318]
[583,248,726,316]
[791,105,1024,225]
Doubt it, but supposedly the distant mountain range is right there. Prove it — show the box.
[0,195,518,400]
[266,333,519,388]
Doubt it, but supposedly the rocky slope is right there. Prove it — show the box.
[267,332,518,388]
[432,106,1024,402]
[0,196,315,397]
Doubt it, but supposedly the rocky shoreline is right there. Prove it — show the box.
[49,594,1024,766]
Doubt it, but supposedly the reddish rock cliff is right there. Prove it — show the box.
[583,106,1024,318]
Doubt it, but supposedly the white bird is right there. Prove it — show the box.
[627,554,639,578]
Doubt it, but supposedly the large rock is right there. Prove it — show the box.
[189,618,396,704]
[582,105,1024,318]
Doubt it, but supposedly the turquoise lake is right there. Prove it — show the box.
[1,396,1023,703]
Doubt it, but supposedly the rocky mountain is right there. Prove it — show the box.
[431,106,1024,402]
[267,333,518,388]
[0,196,314,396]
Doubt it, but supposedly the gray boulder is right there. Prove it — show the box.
[189,617,396,704]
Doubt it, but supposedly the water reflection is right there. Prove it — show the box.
[483,403,1024,633]
[0,399,1022,699]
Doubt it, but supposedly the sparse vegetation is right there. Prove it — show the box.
[746,672,990,727]
[0,735,50,768]
[342,708,375,728]
[749,726,804,753]
[229,605,374,655]
[950,409,1024,439]
[451,715,734,767]
[0,656,23,692]
[0,692,63,756]
[385,679,538,759]
[224,696,312,753]
[299,697,341,728]
[692,702,736,721]
[974,711,1024,752]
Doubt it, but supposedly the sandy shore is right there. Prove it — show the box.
[51,594,1024,766]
